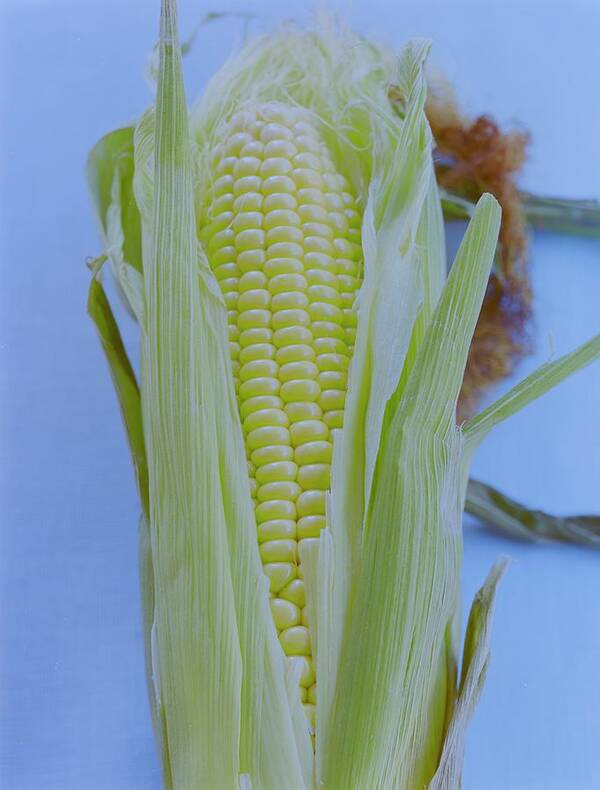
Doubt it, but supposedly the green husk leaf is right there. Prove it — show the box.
[86,127,145,319]
[466,478,600,547]
[463,332,600,458]
[136,2,310,786]
[430,559,507,789]
[87,269,149,517]
[321,194,501,788]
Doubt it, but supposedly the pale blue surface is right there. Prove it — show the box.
[0,1,599,789]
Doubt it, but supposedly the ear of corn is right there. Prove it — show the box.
[199,102,363,717]
[86,0,600,787]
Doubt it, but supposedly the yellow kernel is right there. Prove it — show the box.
[312,321,345,341]
[309,302,344,324]
[239,272,268,292]
[212,193,234,213]
[279,360,319,383]
[232,211,263,232]
[338,274,360,292]
[319,370,347,390]
[324,410,344,429]
[240,394,282,420]
[257,519,296,542]
[240,141,265,159]
[260,539,297,563]
[336,258,358,276]
[308,684,317,705]
[243,408,288,432]
[298,204,328,223]
[307,284,341,305]
[314,337,348,355]
[297,187,326,206]
[273,325,314,347]
[233,192,263,213]
[290,420,329,447]
[228,320,239,338]
[267,226,304,246]
[329,211,349,235]
[264,209,301,230]
[239,378,279,403]
[213,262,240,281]
[280,625,311,656]
[219,277,239,294]
[233,175,262,196]
[264,258,303,277]
[297,515,326,539]
[300,686,308,703]
[301,607,310,627]
[260,122,294,143]
[251,444,294,467]
[262,174,296,195]
[256,460,298,484]
[208,210,234,233]
[267,241,304,260]
[342,308,358,328]
[238,344,276,366]
[271,292,309,312]
[275,344,315,364]
[213,174,234,196]
[260,157,293,178]
[272,309,310,331]
[298,464,330,491]
[317,353,349,372]
[303,221,334,240]
[229,341,240,360]
[256,500,296,525]
[270,598,301,630]
[285,403,323,423]
[224,131,253,155]
[280,580,306,608]
[324,192,343,211]
[345,328,357,345]
[257,481,302,503]
[237,289,271,312]
[292,168,322,189]
[237,309,271,331]
[233,157,261,179]
[224,292,238,309]
[319,389,346,411]
[297,490,326,517]
[237,248,266,272]
[235,228,266,252]
[264,139,298,159]
[264,562,296,593]
[239,327,272,347]
[293,151,321,170]
[246,425,290,451]
[304,262,338,282]
[280,379,320,403]
[208,228,235,253]
[268,273,307,294]
[304,236,334,256]
[294,440,331,465]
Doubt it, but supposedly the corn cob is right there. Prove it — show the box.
[199,102,363,725]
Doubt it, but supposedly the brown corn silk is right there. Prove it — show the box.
[422,83,531,420]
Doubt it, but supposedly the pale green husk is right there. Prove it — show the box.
[86,1,600,788]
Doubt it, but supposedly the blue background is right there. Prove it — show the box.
[1,1,599,788]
